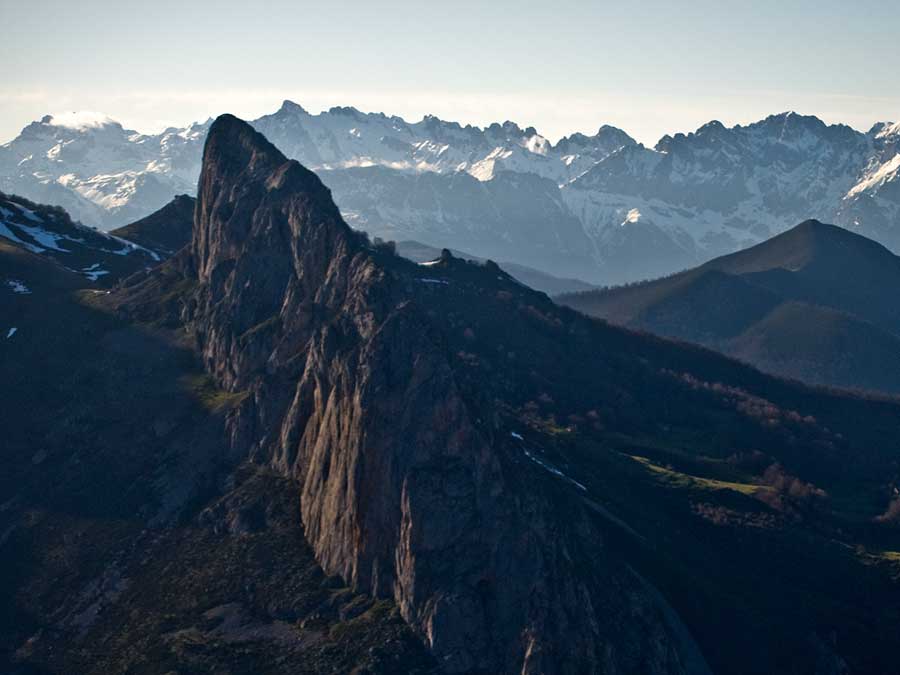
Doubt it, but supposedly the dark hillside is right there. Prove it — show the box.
[560,220,900,394]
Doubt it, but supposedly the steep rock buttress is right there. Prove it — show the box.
[128,114,707,674]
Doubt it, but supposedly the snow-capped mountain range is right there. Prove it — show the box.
[2,102,898,284]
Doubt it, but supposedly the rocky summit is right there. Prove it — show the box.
[120,114,698,673]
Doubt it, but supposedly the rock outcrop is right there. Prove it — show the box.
[164,114,702,673]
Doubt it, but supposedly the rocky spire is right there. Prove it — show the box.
[177,114,704,674]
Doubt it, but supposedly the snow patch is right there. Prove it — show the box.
[5,279,31,294]
[0,222,45,253]
[82,263,109,281]
[876,121,900,139]
[511,432,587,491]
[622,208,642,225]
[13,223,71,252]
[522,447,588,491]
[846,154,900,198]
[100,234,161,261]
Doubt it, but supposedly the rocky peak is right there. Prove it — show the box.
[872,121,900,139]
[696,119,726,135]
[756,111,832,139]
[327,105,364,119]
[158,114,702,673]
[486,120,526,138]
[277,99,308,115]
[557,125,636,156]
[192,114,348,289]
[416,114,468,138]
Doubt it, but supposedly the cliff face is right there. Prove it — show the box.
[169,115,697,673]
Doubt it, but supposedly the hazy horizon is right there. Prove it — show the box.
[2,0,898,145]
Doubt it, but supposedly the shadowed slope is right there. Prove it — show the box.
[110,193,196,255]
[560,220,900,393]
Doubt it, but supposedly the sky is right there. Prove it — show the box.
[1,0,898,145]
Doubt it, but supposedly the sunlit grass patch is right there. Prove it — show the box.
[856,548,900,580]
[180,373,247,412]
[628,454,760,496]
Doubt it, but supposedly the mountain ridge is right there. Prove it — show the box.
[559,219,900,393]
[5,103,898,285]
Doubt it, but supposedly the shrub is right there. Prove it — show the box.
[875,497,900,524]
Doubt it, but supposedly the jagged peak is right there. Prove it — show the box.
[593,125,635,145]
[697,119,726,133]
[327,105,363,117]
[872,121,900,138]
[553,126,634,155]
[277,99,308,115]
[486,120,527,137]
[758,110,828,132]
[418,114,464,132]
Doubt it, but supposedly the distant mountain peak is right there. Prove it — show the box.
[698,119,726,132]
[42,111,120,131]
[327,105,363,118]
[793,217,829,230]
[761,110,829,133]
[872,120,900,138]
[277,99,308,115]
[560,218,900,392]
[418,113,464,131]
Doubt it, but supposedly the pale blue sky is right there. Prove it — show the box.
[1,0,898,144]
